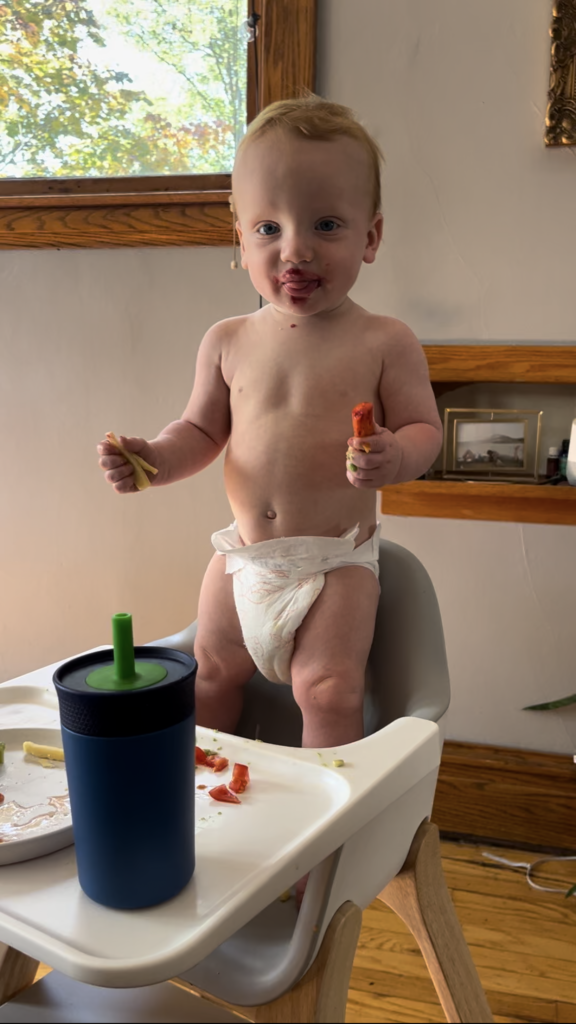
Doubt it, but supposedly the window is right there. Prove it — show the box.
[0,0,316,248]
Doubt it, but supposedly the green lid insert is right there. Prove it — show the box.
[86,613,167,690]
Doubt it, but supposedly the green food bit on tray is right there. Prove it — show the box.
[0,741,4,765]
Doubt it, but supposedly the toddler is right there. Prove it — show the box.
[98,96,442,750]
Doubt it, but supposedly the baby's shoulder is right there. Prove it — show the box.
[357,311,420,357]
[202,313,254,348]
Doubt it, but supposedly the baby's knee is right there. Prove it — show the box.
[195,642,251,690]
[291,666,365,716]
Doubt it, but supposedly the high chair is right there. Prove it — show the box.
[0,538,493,1023]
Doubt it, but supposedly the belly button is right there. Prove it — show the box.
[266,510,277,520]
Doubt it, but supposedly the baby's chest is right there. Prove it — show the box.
[231,348,382,421]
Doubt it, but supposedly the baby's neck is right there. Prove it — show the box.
[267,295,357,328]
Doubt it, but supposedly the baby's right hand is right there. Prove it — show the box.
[97,435,160,494]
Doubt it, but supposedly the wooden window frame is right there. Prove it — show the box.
[0,0,316,250]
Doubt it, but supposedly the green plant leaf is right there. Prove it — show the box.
[523,693,576,711]
[565,883,576,899]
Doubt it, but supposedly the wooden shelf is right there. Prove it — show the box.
[423,345,576,384]
[380,480,576,525]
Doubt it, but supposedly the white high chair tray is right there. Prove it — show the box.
[0,661,440,989]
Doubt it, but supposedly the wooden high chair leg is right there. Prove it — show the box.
[379,820,493,1024]
[0,945,39,1006]
[248,901,362,1023]
[183,901,362,1024]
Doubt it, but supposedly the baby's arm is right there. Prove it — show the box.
[151,324,231,485]
[378,321,442,482]
[99,325,230,493]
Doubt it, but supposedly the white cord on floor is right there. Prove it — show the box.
[482,852,576,894]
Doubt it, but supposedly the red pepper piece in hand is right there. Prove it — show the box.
[209,784,241,804]
[195,746,208,766]
[352,402,375,438]
[205,755,229,773]
[229,763,250,794]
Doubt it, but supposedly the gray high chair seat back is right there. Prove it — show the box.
[152,537,451,1008]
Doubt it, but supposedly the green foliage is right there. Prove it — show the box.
[0,0,247,177]
[107,0,247,166]
[523,692,576,711]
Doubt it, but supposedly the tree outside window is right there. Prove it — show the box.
[0,0,247,179]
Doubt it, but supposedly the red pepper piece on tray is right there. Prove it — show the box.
[352,402,375,438]
[195,746,208,766]
[205,755,229,773]
[209,784,241,804]
[229,763,250,794]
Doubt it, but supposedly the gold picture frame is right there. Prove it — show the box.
[545,0,576,146]
[442,409,543,482]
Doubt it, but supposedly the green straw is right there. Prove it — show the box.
[86,612,167,690]
[112,613,136,682]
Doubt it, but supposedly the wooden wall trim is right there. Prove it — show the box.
[380,479,576,526]
[424,344,576,385]
[0,201,232,250]
[432,740,576,853]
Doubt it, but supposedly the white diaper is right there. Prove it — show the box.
[211,521,381,685]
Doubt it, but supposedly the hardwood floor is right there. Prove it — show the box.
[347,840,576,1024]
[33,840,576,1023]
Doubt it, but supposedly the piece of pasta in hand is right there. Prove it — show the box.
[106,431,158,491]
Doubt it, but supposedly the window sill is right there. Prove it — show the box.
[0,190,233,249]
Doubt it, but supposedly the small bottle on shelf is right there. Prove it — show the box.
[559,439,569,479]
[546,446,560,478]
[567,420,576,486]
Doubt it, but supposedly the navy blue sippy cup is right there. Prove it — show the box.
[53,613,197,910]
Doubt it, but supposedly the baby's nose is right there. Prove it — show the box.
[280,232,313,264]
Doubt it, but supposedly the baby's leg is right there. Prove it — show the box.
[194,553,257,734]
[290,565,380,748]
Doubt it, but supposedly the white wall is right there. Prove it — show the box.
[319,0,576,753]
[319,0,576,342]
[1,0,575,753]
[0,249,255,678]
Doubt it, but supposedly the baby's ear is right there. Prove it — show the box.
[363,212,383,265]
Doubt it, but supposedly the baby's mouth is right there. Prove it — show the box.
[278,271,321,298]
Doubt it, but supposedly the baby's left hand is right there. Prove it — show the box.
[346,421,402,488]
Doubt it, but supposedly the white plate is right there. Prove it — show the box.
[0,684,59,729]
[0,727,73,866]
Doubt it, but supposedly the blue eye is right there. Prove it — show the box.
[316,219,339,232]
[257,223,279,236]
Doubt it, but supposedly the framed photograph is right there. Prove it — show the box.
[442,409,542,481]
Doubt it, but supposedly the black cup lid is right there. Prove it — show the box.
[53,647,196,738]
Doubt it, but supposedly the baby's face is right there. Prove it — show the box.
[233,131,382,317]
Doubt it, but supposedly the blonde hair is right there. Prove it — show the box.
[235,95,384,215]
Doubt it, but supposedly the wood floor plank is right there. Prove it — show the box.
[349,969,560,1024]
[362,894,576,953]
[348,839,576,1024]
